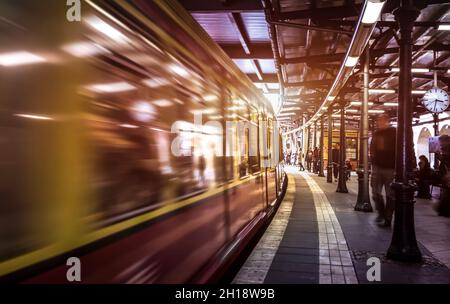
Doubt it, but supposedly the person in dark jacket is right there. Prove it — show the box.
[313,147,319,173]
[370,114,396,227]
[332,144,340,181]
[345,159,352,181]
[435,135,450,217]
[416,155,432,199]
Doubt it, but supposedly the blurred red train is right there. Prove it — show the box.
[0,0,285,283]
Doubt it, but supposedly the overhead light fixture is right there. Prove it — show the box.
[283,102,297,106]
[391,67,430,73]
[412,90,426,95]
[383,102,398,107]
[277,112,296,117]
[437,24,450,31]
[368,109,385,113]
[14,113,53,120]
[361,0,386,24]
[281,107,301,111]
[191,108,216,115]
[0,51,46,67]
[153,99,173,107]
[411,68,430,73]
[87,82,136,93]
[346,109,359,113]
[350,101,374,106]
[327,96,336,101]
[369,88,396,94]
[345,56,359,67]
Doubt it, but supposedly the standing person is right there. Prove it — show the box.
[416,155,432,199]
[345,159,352,181]
[307,149,313,172]
[435,135,450,216]
[332,144,340,182]
[313,147,319,173]
[370,114,396,227]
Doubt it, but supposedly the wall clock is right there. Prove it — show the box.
[422,87,449,113]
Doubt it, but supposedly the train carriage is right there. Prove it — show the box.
[0,0,285,283]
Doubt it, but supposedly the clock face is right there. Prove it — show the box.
[422,87,449,113]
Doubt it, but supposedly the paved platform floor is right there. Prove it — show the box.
[233,166,450,284]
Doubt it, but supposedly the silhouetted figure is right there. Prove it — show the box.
[313,147,319,173]
[416,155,432,199]
[345,159,352,181]
[435,135,450,217]
[332,144,340,181]
[306,149,313,171]
[370,114,396,227]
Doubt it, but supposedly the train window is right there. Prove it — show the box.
[249,109,260,173]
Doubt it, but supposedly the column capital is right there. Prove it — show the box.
[338,98,348,108]
[393,5,420,40]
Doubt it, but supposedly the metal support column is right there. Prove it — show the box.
[307,125,311,171]
[355,48,373,212]
[387,0,422,262]
[319,115,325,177]
[327,107,333,183]
[336,99,348,193]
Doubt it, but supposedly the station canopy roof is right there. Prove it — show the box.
[180,0,450,132]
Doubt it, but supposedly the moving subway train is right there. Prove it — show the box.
[0,0,285,283]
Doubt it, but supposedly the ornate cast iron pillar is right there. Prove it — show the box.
[387,0,422,262]
[355,48,373,212]
[433,113,440,170]
[327,107,333,183]
[319,115,325,177]
[336,99,348,193]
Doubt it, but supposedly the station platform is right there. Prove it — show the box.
[233,166,450,284]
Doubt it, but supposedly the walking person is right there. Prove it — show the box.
[370,114,396,227]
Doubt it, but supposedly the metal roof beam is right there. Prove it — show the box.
[285,79,334,88]
[277,4,362,20]
[220,44,273,59]
[179,0,263,12]
[283,44,450,65]
[247,73,278,82]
